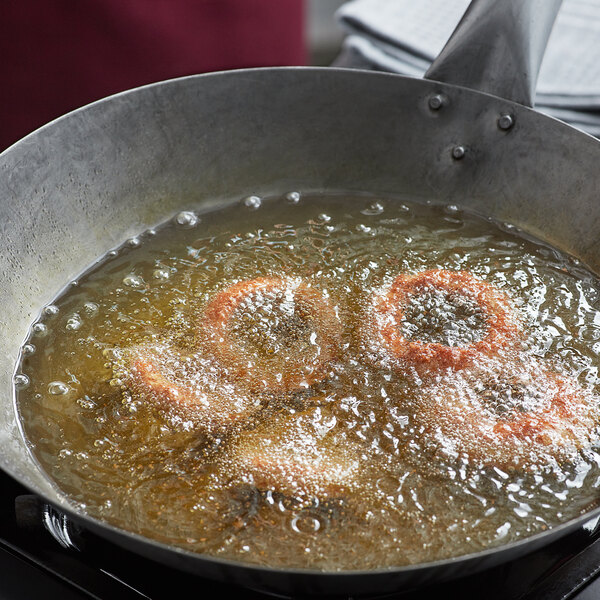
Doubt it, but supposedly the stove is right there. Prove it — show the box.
[2,470,600,599]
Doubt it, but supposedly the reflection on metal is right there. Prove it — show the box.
[42,504,82,551]
[452,145,466,160]
[428,94,445,110]
[583,515,600,534]
[497,114,515,131]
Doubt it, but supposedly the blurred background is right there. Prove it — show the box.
[308,0,346,65]
[2,0,599,151]
[0,0,346,151]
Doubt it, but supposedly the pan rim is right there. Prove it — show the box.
[3,65,600,588]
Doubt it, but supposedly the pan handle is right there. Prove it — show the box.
[425,0,563,107]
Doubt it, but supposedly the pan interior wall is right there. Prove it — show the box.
[1,68,600,566]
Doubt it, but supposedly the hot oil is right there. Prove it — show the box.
[15,192,600,570]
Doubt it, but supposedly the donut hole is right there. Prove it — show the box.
[223,407,361,506]
[122,345,263,433]
[475,376,547,420]
[401,286,488,347]
[230,288,318,362]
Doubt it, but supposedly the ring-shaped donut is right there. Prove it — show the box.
[414,365,597,468]
[368,269,519,373]
[224,407,360,504]
[200,277,342,392]
[125,345,262,434]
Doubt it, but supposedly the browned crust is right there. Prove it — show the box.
[129,350,260,432]
[369,269,520,373]
[200,277,343,392]
[416,367,597,467]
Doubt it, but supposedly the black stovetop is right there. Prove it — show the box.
[2,470,600,600]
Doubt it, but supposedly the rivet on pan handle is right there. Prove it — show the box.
[425,0,562,107]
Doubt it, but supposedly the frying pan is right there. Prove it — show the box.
[1,0,599,596]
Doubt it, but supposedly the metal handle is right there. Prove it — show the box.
[425,0,563,107]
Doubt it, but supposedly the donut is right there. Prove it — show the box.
[200,277,342,392]
[224,408,360,503]
[367,269,519,373]
[125,344,262,434]
[413,363,598,468]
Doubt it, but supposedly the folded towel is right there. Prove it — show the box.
[335,0,600,135]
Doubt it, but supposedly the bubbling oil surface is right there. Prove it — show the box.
[15,193,600,571]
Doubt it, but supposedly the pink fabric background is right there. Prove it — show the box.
[0,0,306,149]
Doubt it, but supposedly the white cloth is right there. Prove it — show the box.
[335,0,600,135]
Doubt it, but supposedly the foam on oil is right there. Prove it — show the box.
[15,192,600,570]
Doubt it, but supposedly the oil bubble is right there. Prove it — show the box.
[123,274,144,288]
[128,237,141,248]
[14,374,29,390]
[361,201,384,216]
[83,302,99,316]
[291,514,321,534]
[176,211,199,228]
[102,348,119,360]
[22,344,35,356]
[77,397,95,409]
[286,191,301,205]
[32,323,47,337]
[579,326,600,342]
[153,269,170,280]
[243,195,262,210]
[444,204,460,214]
[43,305,59,317]
[66,315,82,331]
[48,381,69,395]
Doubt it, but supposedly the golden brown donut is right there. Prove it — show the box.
[126,345,261,434]
[224,407,360,503]
[366,269,520,374]
[200,277,342,392]
[413,362,598,468]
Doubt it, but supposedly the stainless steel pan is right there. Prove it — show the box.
[2,0,600,596]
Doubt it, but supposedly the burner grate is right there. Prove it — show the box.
[2,471,600,600]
